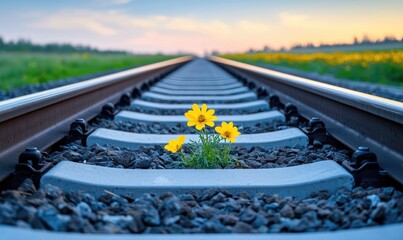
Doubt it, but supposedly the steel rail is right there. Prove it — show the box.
[0,56,193,181]
[208,56,403,184]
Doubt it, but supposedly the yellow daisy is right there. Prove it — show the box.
[215,121,241,143]
[184,103,217,130]
[164,135,186,153]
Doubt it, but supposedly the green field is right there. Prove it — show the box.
[0,52,180,90]
[221,50,403,87]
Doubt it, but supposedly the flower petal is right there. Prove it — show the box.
[195,123,205,130]
[184,111,196,120]
[187,121,197,127]
[185,109,196,116]
[201,103,207,113]
[206,109,215,116]
[178,135,186,144]
[215,126,222,133]
[164,143,175,153]
[205,121,215,127]
[192,103,200,114]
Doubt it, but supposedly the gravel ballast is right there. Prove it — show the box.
[0,178,401,233]
[130,106,266,115]
[139,97,255,104]
[92,120,286,135]
[47,142,349,170]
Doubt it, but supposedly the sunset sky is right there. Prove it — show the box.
[0,0,402,54]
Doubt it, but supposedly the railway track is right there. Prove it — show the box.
[0,57,402,239]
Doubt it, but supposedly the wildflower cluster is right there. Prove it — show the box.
[221,51,403,66]
[164,103,241,168]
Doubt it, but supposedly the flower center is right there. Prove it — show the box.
[224,131,231,138]
[198,115,206,123]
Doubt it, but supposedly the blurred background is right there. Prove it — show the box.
[0,0,402,99]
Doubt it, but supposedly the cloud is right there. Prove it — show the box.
[278,12,309,28]
[274,10,403,48]
[26,9,273,54]
[31,10,117,36]
[95,0,132,5]
[125,18,271,53]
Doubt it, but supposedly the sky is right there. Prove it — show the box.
[0,0,402,55]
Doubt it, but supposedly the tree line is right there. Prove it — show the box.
[290,35,403,51]
[0,36,127,54]
[247,35,403,53]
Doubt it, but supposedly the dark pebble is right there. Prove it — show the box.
[232,221,256,233]
[280,204,294,218]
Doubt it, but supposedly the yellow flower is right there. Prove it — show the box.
[184,103,217,130]
[215,122,241,143]
[164,135,186,153]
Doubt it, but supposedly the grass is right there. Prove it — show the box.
[220,50,403,87]
[0,52,180,91]
[181,131,233,169]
